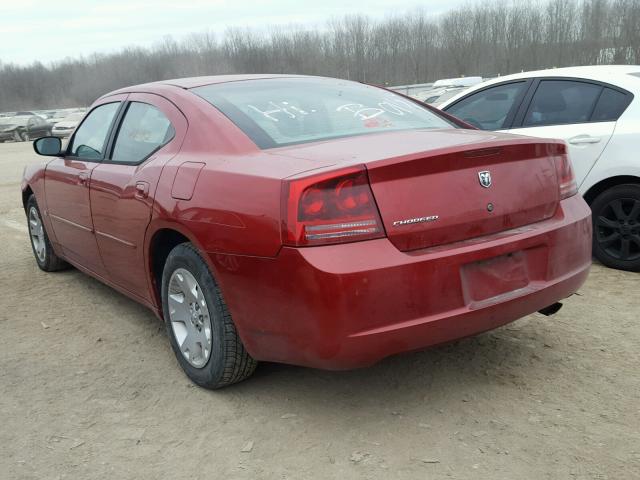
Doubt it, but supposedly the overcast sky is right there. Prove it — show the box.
[0,0,467,66]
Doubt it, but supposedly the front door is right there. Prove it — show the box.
[90,93,186,301]
[44,99,124,275]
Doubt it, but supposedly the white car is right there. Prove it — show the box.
[415,86,469,106]
[51,112,84,138]
[414,76,484,106]
[439,65,640,271]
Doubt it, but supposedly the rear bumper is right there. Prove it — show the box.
[211,195,592,369]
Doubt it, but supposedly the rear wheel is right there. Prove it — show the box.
[591,184,640,271]
[26,195,68,271]
[161,243,257,389]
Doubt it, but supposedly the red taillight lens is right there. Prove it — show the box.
[282,166,385,246]
[553,153,578,199]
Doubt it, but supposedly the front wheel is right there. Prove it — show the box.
[591,184,640,271]
[161,243,257,389]
[26,195,68,271]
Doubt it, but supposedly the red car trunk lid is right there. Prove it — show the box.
[366,141,562,251]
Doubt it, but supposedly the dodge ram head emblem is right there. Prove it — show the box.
[478,170,492,188]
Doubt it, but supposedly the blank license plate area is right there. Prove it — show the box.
[461,251,530,304]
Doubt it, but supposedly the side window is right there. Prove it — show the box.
[445,82,527,130]
[591,88,632,122]
[523,80,602,127]
[69,103,120,160]
[110,102,175,164]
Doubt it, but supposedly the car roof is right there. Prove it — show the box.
[485,65,640,82]
[108,74,314,95]
[439,65,640,108]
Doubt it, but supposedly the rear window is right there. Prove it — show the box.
[591,88,632,122]
[523,80,602,127]
[191,78,453,148]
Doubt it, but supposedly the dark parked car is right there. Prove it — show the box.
[0,115,52,142]
[22,75,591,389]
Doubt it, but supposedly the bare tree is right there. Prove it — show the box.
[1,0,639,111]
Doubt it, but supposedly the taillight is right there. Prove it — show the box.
[282,166,385,246]
[553,153,578,199]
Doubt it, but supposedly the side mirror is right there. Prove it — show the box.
[33,136,62,156]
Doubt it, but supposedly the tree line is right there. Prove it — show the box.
[1,0,640,111]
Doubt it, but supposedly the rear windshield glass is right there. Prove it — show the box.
[191,78,454,148]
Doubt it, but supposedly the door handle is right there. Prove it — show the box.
[568,135,601,145]
[78,171,89,186]
[135,181,150,199]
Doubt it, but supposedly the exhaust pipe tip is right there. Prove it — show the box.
[538,302,563,317]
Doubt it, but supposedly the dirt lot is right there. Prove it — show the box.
[0,141,638,480]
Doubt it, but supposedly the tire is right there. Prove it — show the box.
[591,184,640,272]
[26,195,69,272]
[161,242,257,389]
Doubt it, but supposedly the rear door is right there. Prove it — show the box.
[44,98,125,275]
[508,79,628,186]
[89,93,186,301]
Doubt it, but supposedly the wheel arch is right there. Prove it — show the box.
[147,227,191,308]
[145,220,225,308]
[583,175,640,205]
[22,185,34,212]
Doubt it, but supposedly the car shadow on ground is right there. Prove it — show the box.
[215,318,558,411]
[54,265,561,411]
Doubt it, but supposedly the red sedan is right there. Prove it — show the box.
[22,75,592,388]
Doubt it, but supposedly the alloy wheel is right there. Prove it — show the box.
[28,206,46,263]
[595,198,640,261]
[167,268,213,368]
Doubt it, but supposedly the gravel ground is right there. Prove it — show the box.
[0,141,639,480]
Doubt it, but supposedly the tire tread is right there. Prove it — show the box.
[164,242,257,389]
[591,184,640,272]
[26,195,69,272]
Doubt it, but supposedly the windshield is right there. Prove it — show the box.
[192,77,454,148]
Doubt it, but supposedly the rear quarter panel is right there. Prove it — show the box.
[580,98,640,195]
[145,90,300,259]
[150,153,285,257]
